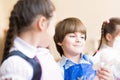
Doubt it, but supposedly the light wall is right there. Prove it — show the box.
[51,0,120,60]
[1,0,120,61]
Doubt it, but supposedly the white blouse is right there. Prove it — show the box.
[92,44,120,79]
[0,37,63,80]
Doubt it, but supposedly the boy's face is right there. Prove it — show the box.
[60,32,85,57]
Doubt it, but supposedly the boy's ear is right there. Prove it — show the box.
[37,16,47,31]
[57,42,62,46]
[106,33,112,41]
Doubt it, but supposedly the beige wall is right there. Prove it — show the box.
[1,0,120,61]
[51,0,120,57]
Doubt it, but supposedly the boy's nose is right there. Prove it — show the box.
[76,37,81,42]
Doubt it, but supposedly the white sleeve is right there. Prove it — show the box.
[0,56,33,80]
[0,75,26,80]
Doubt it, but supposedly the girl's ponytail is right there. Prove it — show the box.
[93,21,108,56]
[3,10,17,59]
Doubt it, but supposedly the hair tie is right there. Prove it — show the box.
[96,50,99,53]
[106,20,110,24]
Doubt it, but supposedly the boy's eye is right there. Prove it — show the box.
[81,36,85,39]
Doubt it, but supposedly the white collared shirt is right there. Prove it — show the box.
[0,37,63,80]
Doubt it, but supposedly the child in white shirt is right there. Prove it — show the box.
[93,17,120,79]
[0,0,63,80]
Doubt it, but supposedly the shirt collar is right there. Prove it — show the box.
[37,47,50,56]
[10,37,39,58]
[59,53,91,69]
[59,55,75,69]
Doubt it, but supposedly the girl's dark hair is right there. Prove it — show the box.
[93,17,120,56]
[3,0,55,59]
[54,17,86,56]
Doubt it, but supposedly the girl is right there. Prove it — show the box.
[93,18,120,79]
[0,0,63,80]
[54,17,114,80]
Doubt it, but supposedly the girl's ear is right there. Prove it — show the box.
[106,33,112,41]
[57,42,62,46]
[37,16,47,31]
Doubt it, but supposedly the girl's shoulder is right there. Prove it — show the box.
[0,55,33,72]
[0,55,33,79]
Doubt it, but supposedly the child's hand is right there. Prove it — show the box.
[97,67,114,80]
